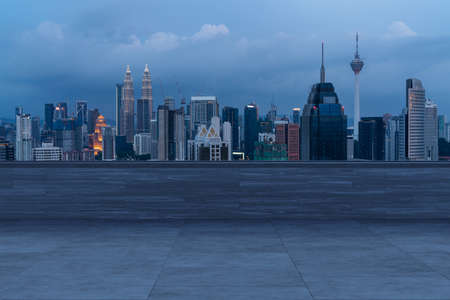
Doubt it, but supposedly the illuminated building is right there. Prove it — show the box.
[0,138,14,161]
[292,108,301,125]
[287,124,300,160]
[93,115,107,155]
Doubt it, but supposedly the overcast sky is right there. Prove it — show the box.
[1,0,449,121]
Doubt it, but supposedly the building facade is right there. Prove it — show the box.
[15,109,32,161]
[190,96,219,139]
[32,143,62,161]
[406,79,426,160]
[358,117,385,160]
[424,99,438,161]
[121,65,135,143]
[222,106,240,152]
[244,103,258,160]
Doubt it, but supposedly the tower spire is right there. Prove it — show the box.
[355,32,360,58]
[320,42,326,83]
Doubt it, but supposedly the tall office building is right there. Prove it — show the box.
[31,116,41,148]
[350,33,364,140]
[76,101,88,125]
[222,106,240,152]
[244,103,259,160]
[137,99,151,133]
[358,117,385,160]
[102,126,115,160]
[287,124,300,160]
[406,79,426,160]
[275,122,288,145]
[301,44,347,160]
[15,108,32,161]
[424,99,438,161]
[87,109,99,134]
[121,65,135,143]
[266,104,277,123]
[190,96,219,138]
[292,108,301,125]
[115,83,123,136]
[157,105,185,161]
[385,115,402,161]
[54,102,68,120]
[136,64,153,134]
[44,103,54,130]
[438,115,446,140]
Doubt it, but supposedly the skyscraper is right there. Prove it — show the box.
[15,108,32,161]
[121,65,135,143]
[157,105,185,161]
[424,99,438,161]
[137,99,151,133]
[115,83,123,136]
[54,102,68,120]
[44,103,54,130]
[244,103,258,160]
[139,64,153,132]
[438,115,446,140]
[222,106,240,152]
[76,101,88,125]
[190,96,219,138]
[358,117,385,160]
[301,43,347,160]
[292,108,301,125]
[350,33,364,140]
[406,79,426,160]
[31,116,41,148]
[102,126,115,160]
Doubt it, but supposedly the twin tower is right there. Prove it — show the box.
[115,65,153,143]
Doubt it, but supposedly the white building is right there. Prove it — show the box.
[134,133,153,156]
[424,99,438,161]
[187,116,231,161]
[406,79,426,161]
[33,143,62,161]
[15,109,32,161]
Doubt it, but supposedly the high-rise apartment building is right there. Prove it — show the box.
[301,44,347,160]
[76,101,88,125]
[244,103,259,160]
[15,108,32,161]
[406,79,426,160]
[134,133,153,156]
[121,65,135,143]
[222,106,240,152]
[424,99,438,161]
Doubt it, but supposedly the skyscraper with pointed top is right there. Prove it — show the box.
[121,65,135,143]
[137,65,153,134]
[350,33,364,140]
[301,43,347,160]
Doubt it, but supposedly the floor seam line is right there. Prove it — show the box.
[361,221,450,282]
[270,220,317,300]
[146,221,184,300]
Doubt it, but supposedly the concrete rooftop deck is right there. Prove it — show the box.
[2,219,450,300]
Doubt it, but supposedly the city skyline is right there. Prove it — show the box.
[1,0,450,120]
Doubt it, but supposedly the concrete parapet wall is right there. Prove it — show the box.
[1,162,450,220]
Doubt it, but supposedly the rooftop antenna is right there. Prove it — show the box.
[320,42,326,83]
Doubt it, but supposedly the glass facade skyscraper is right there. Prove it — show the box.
[244,103,258,160]
[222,106,240,152]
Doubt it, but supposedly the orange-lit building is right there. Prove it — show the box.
[93,115,107,155]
